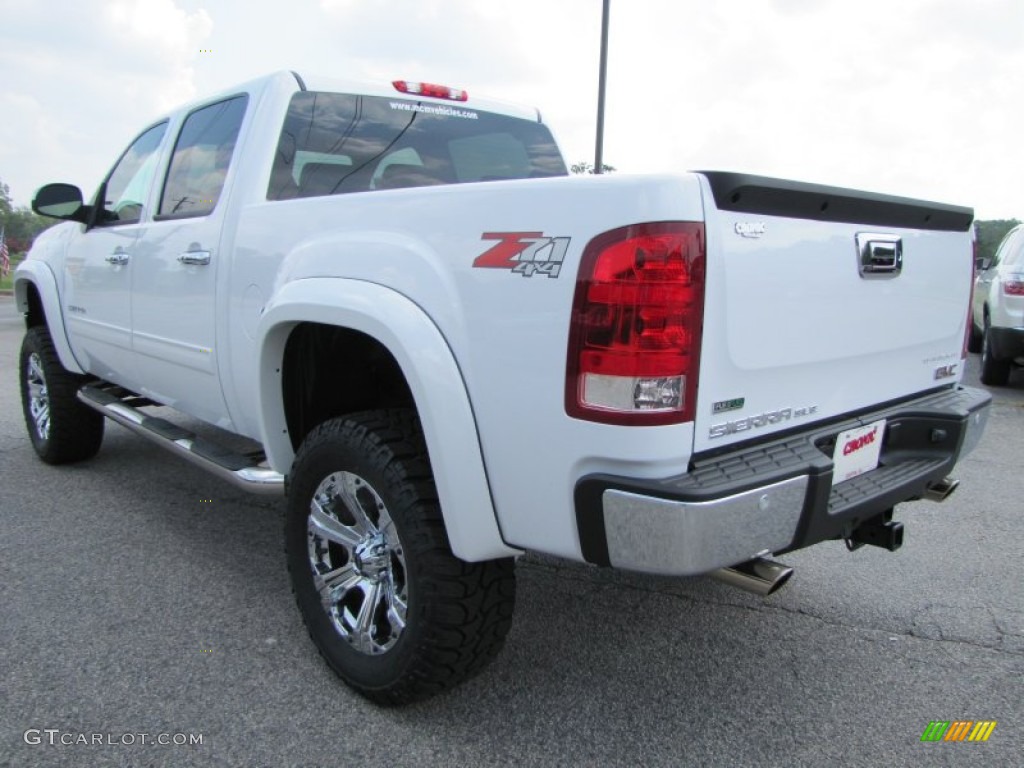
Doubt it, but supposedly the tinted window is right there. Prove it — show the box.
[1004,230,1024,267]
[990,228,1021,268]
[267,92,566,200]
[96,122,167,226]
[158,95,248,218]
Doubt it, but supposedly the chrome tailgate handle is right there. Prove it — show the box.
[178,250,211,266]
[856,233,903,278]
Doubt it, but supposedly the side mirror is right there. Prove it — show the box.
[974,257,991,272]
[32,183,89,223]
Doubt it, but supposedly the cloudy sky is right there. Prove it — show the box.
[1,0,1021,219]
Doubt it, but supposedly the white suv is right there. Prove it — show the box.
[971,224,1024,385]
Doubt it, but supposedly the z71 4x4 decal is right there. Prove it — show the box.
[473,232,570,278]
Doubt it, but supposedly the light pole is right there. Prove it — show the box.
[594,0,610,174]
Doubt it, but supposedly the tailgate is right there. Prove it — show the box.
[692,172,975,454]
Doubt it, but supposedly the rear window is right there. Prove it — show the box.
[1003,230,1024,267]
[267,92,566,200]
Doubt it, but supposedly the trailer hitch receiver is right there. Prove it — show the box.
[846,509,904,552]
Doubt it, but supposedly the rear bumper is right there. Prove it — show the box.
[574,386,991,576]
[988,326,1024,360]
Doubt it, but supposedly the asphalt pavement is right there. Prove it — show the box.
[1,294,1022,767]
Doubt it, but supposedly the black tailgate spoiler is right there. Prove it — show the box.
[696,171,974,232]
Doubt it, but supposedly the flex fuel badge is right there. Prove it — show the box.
[473,232,570,278]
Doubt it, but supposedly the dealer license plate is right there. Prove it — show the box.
[832,419,886,484]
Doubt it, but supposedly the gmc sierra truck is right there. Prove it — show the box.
[15,71,991,705]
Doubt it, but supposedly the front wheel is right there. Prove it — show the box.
[285,410,515,705]
[19,326,104,464]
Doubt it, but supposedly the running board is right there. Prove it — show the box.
[78,383,285,496]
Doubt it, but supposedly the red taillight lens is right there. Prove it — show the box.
[392,80,468,102]
[964,235,977,359]
[1003,279,1024,296]
[566,222,705,425]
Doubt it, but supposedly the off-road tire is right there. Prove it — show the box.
[19,326,104,464]
[285,409,516,706]
[980,320,1011,386]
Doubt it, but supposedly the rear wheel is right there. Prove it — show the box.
[285,410,515,705]
[967,315,983,354]
[980,317,1011,386]
[19,326,104,464]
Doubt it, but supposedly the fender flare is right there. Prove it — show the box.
[13,261,86,374]
[257,277,520,562]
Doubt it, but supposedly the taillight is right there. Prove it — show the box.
[392,80,468,102]
[566,222,705,425]
[963,235,977,359]
[1003,278,1024,296]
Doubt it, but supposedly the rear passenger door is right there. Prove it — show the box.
[130,94,248,425]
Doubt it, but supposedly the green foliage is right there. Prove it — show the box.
[974,219,1020,266]
[0,255,22,289]
[1,177,54,254]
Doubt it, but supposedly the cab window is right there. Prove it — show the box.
[158,95,248,219]
[95,122,167,226]
[266,91,566,201]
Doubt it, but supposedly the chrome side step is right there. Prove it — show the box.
[78,383,284,496]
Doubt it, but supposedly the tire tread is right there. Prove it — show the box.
[980,324,1011,386]
[286,409,515,706]
[19,326,104,464]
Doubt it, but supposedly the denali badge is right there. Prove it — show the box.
[734,222,766,239]
[709,404,819,439]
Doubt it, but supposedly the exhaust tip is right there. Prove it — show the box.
[923,476,959,503]
[711,556,793,597]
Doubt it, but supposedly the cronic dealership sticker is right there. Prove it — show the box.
[832,419,886,484]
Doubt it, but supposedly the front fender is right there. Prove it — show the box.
[257,277,520,562]
[14,260,85,374]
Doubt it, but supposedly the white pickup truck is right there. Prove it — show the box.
[15,70,991,704]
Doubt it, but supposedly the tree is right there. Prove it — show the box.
[0,177,53,254]
[570,161,616,175]
[0,179,12,219]
[974,219,1021,266]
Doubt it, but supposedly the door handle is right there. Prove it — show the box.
[106,250,129,266]
[178,250,211,266]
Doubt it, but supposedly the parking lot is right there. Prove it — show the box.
[1,294,1022,767]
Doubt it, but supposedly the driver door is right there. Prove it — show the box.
[62,122,168,389]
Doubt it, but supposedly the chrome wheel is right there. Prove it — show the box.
[307,471,408,655]
[26,352,50,441]
[286,411,515,704]
[19,327,104,464]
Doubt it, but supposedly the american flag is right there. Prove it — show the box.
[0,227,10,278]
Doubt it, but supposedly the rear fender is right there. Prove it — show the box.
[257,277,519,562]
